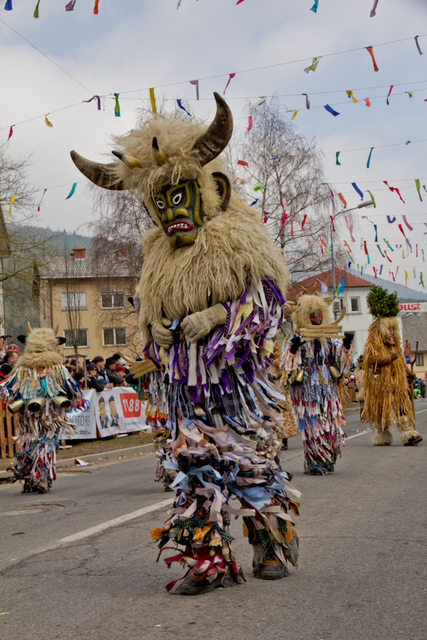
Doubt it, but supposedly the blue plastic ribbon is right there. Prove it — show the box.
[177,99,191,117]
[366,146,374,168]
[310,0,319,12]
[324,104,340,116]
[351,182,364,200]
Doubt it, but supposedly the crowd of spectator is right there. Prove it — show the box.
[64,353,134,390]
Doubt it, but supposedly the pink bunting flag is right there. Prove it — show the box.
[282,196,287,211]
[402,215,413,231]
[247,116,253,132]
[190,80,199,100]
[8,125,14,140]
[370,0,379,17]
[223,73,235,96]
[37,188,47,212]
[386,85,394,105]
[280,213,288,234]
[383,181,405,203]
[330,216,336,232]
[302,93,310,109]
[366,46,379,72]
[65,0,76,10]
[344,215,355,242]
[373,267,378,279]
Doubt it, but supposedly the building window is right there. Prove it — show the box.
[101,291,125,309]
[64,329,88,348]
[416,353,424,367]
[62,291,87,310]
[350,297,360,312]
[103,328,127,346]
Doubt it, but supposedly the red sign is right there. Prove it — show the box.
[120,393,141,419]
[398,303,420,311]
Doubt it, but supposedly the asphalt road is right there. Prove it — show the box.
[1,399,426,640]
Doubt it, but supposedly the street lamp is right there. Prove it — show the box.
[330,199,374,319]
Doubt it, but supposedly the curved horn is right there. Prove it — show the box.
[192,92,233,166]
[70,150,125,190]
[27,322,32,333]
[152,137,169,165]
[112,150,142,170]
[331,307,346,325]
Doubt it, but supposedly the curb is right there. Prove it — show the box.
[0,442,156,476]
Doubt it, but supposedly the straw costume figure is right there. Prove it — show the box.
[0,325,81,493]
[71,93,300,595]
[281,287,353,475]
[362,286,422,446]
[269,341,298,442]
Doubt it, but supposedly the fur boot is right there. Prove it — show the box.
[399,429,423,446]
[372,427,393,446]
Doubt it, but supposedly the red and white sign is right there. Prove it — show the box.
[120,393,142,419]
[398,303,420,312]
[94,387,147,437]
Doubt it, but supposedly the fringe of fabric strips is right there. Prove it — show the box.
[281,334,353,475]
[0,364,81,491]
[141,278,300,589]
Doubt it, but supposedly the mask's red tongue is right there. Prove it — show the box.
[310,312,322,325]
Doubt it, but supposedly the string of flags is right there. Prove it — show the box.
[4,0,101,15]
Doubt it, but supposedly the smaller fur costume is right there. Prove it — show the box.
[0,325,81,492]
[281,288,353,475]
[362,287,422,446]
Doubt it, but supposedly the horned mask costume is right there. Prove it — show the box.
[71,93,300,593]
[281,286,353,475]
[362,286,422,447]
[0,324,81,493]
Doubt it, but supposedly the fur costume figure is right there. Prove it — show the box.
[354,355,365,419]
[281,288,353,475]
[362,287,422,446]
[269,341,298,440]
[71,93,300,594]
[0,324,81,493]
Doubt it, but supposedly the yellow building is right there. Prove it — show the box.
[35,249,141,360]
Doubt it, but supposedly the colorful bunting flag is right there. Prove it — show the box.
[114,93,120,117]
[387,216,396,223]
[177,99,191,116]
[8,194,17,215]
[8,125,14,140]
[247,116,253,131]
[83,95,101,110]
[250,199,259,206]
[310,0,319,13]
[366,46,379,71]
[346,90,358,103]
[370,0,379,17]
[366,147,375,168]
[398,223,406,238]
[190,80,199,100]
[290,217,294,236]
[373,224,378,242]
[302,93,310,109]
[280,213,288,234]
[415,179,423,201]
[223,73,235,95]
[364,97,371,107]
[420,273,424,288]
[149,88,157,114]
[338,193,347,209]
[304,57,320,73]
[287,110,298,121]
[301,214,307,229]
[384,250,392,263]
[384,239,394,251]
[5,0,12,9]
[337,277,344,295]
[282,197,287,211]
[34,0,40,18]
[93,0,99,14]
[330,216,336,232]
[257,97,267,106]
[405,91,413,98]
[384,181,405,203]
[376,244,385,258]
[237,160,248,167]
[324,104,340,116]
[402,215,413,231]
[351,182,364,200]
[386,85,394,105]
[415,36,423,55]
[37,188,47,212]
[66,183,77,200]
[335,152,341,166]
[44,114,53,127]
[254,184,264,191]
[367,190,376,207]
[65,0,76,10]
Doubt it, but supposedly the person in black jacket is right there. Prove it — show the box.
[105,356,124,387]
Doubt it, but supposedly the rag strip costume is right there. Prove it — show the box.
[362,286,422,447]
[0,326,81,493]
[281,288,353,475]
[268,341,298,441]
[71,92,300,594]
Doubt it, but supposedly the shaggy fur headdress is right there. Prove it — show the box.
[286,287,332,331]
[17,326,64,370]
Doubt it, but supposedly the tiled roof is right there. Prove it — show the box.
[35,256,138,279]
[402,312,427,352]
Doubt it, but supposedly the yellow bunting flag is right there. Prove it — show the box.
[8,194,17,214]
[304,57,321,73]
[44,114,53,128]
[346,90,358,103]
[287,110,298,120]
[149,88,157,114]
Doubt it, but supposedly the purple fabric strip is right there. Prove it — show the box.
[415,36,423,55]
[370,0,379,18]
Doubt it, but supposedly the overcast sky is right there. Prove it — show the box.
[1,0,426,291]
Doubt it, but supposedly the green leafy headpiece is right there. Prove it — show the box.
[366,285,399,318]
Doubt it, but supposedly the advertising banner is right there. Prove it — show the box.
[66,389,97,439]
[94,387,148,437]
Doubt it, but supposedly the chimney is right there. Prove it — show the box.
[71,248,86,261]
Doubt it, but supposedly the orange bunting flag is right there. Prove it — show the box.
[290,217,294,236]
[338,193,347,208]
[237,160,248,167]
[343,241,352,252]
[338,261,344,272]
[318,234,327,247]
[94,0,100,14]
[44,114,53,128]
[233,177,245,185]
[364,97,371,107]
[366,46,379,72]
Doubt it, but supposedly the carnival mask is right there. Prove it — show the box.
[310,311,322,325]
[150,180,204,249]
